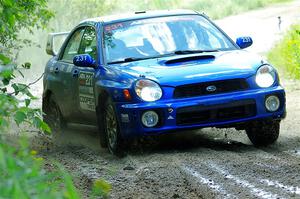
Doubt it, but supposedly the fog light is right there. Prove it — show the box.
[141,111,159,128]
[265,95,280,112]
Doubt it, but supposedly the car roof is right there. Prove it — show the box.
[79,9,200,25]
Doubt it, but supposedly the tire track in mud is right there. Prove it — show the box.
[177,145,300,199]
[207,163,280,199]
[181,163,279,199]
[260,179,300,196]
[180,163,294,199]
[123,146,300,199]
[180,165,234,199]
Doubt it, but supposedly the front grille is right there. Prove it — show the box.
[176,100,256,126]
[173,79,249,99]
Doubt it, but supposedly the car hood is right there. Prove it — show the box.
[111,50,264,87]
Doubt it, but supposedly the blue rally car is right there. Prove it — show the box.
[43,10,286,155]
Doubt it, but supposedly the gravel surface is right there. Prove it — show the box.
[7,1,300,198]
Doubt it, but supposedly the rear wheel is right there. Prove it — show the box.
[246,120,280,146]
[103,99,125,156]
[43,96,65,137]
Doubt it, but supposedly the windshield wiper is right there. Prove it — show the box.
[174,49,219,55]
[107,54,176,64]
[107,57,150,64]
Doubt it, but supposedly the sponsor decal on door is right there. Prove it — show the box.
[78,71,95,111]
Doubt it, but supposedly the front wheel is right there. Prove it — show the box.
[246,120,280,146]
[103,99,126,156]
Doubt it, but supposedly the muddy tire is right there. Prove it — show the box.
[96,106,108,148]
[43,95,65,137]
[103,98,126,156]
[246,120,280,146]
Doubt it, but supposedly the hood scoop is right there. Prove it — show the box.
[164,55,215,65]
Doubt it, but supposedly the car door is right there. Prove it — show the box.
[55,27,85,122]
[75,26,98,124]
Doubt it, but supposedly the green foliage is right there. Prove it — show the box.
[0,1,80,198]
[0,0,111,198]
[0,0,54,49]
[0,63,51,133]
[267,24,300,79]
[0,54,10,65]
[92,179,112,198]
[0,0,54,133]
[0,139,80,199]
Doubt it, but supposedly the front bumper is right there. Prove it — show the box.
[115,86,286,138]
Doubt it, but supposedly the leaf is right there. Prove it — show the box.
[0,54,11,65]
[0,69,14,79]
[92,179,112,197]
[2,78,10,86]
[11,84,20,95]
[2,0,13,7]
[60,166,80,199]
[1,69,14,85]
[0,117,9,128]
[1,88,7,93]
[33,116,42,128]
[32,116,51,134]
[40,121,51,134]
[12,83,34,98]
[14,111,27,125]
[25,99,31,107]
[22,62,31,69]
[7,13,15,26]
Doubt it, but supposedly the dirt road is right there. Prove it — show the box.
[17,1,300,198]
[216,0,300,54]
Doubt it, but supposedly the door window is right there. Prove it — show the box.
[79,27,97,61]
[61,28,85,62]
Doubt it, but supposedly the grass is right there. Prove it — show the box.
[267,24,300,79]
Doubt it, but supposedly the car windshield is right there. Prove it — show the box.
[104,15,236,64]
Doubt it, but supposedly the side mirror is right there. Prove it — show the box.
[236,37,253,49]
[46,32,69,56]
[73,54,96,68]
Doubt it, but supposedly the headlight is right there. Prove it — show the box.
[255,64,276,88]
[135,79,162,102]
